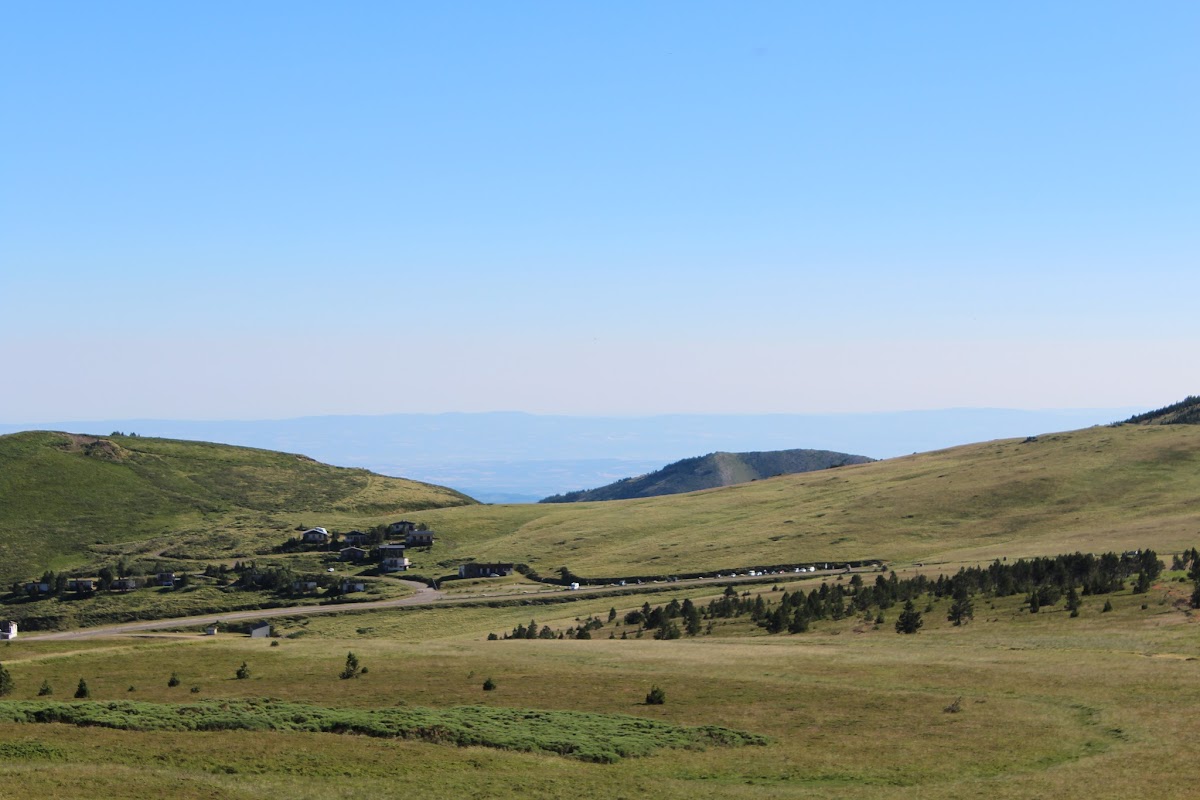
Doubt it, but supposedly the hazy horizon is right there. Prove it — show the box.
[0,405,1148,502]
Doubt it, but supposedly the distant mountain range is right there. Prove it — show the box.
[0,407,1148,502]
[541,449,873,503]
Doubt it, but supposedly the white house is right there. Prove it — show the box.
[0,621,16,640]
[381,556,411,573]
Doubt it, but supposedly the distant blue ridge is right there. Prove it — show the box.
[0,408,1145,502]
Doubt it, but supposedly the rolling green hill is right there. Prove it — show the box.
[413,423,1200,577]
[539,449,873,503]
[0,431,476,583]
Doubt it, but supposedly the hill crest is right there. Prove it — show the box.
[1124,395,1200,425]
[540,448,873,503]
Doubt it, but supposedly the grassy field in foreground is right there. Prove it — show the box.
[0,571,1198,798]
[411,423,1200,577]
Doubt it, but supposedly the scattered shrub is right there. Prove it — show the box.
[645,686,666,705]
[482,677,497,691]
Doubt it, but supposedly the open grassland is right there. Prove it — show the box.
[413,424,1200,577]
[0,572,1198,798]
[0,431,475,583]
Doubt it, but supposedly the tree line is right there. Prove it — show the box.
[488,548,1167,642]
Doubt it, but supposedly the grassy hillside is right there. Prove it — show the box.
[0,431,476,583]
[540,448,873,503]
[412,423,1200,577]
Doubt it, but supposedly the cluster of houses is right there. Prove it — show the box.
[299,521,436,574]
[16,521,438,604]
[22,572,179,597]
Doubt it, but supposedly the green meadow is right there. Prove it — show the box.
[1,569,1198,798]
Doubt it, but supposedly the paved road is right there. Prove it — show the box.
[18,569,873,642]
[22,580,445,641]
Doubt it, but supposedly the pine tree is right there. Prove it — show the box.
[895,599,923,634]
[1066,586,1082,617]
[37,679,52,696]
[235,661,251,680]
[340,651,362,679]
[0,663,13,697]
[74,678,90,699]
[947,596,974,626]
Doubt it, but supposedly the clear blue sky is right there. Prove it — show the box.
[2,2,1196,421]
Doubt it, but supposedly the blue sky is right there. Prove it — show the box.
[2,2,1196,421]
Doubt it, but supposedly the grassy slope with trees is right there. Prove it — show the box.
[540,448,873,503]
[416,423,1200,577]
[0,431,476,584]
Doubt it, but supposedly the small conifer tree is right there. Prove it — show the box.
[482,677,497,691]
[895,599,923,634]
[38,679,52,697]
[74,678,90,699]
[0,663,13,697]
[645,685,666,705]
[235,661,251,680]
[339,651,361,679]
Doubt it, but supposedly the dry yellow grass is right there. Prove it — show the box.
[1,575,1198,798]
[411,424,1200,576]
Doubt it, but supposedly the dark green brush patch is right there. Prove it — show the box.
[0,699,767,763]
[0,740,66,761]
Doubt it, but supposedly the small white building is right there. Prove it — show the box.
[0,620,17,640]
[249,622,272,638]
[381,556,411,573]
